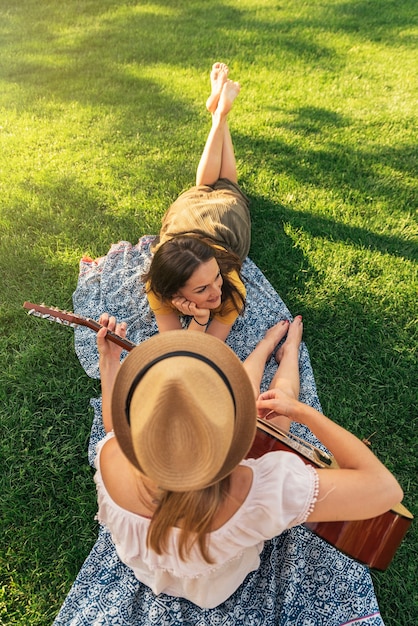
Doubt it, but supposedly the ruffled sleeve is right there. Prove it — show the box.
[211,451,319,548]
[247,451,318,529]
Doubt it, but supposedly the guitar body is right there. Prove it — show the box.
[23,301,413,570]
[247,424,413,571]
[304,506,412,571]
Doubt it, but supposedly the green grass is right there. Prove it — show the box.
[0,0,416,624]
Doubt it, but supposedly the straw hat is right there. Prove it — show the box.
[111,330,256,491]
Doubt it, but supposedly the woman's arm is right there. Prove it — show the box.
[154,312,183,332]
[157,297,215,335]
[156,309,232,340]
[257,389,403,522]
[97,314,127,433]
[205,318,233,342]
[155,310,212,334]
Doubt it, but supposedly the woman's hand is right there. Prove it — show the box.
[171,296,210,325]
[256,388,295,420]
[97,313,127,364]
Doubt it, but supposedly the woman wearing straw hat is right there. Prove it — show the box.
[93,313,402,611]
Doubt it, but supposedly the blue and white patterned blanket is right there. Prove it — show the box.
[53,236,384,626]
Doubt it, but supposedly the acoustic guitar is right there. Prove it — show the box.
[23,301,413,570]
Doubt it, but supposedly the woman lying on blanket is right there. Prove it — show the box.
[94,313,402,610]
[143,63,250,342]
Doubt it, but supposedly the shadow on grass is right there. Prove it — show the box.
[247,189,416,456]
[2,0,416,117]
[250,193,416,263]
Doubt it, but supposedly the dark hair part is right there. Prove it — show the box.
[143,236,245,316]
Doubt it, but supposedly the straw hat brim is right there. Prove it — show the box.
[111,330,257,489]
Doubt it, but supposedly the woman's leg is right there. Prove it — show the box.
[196,68,240,186]
[269,316,303,398]
[219,121,238,183]
[264,316,303,431]
[243,321,290,398]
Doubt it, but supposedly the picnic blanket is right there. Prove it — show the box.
[53,236,384,626]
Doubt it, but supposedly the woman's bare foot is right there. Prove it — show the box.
[206,62,229,114]
[275,315,303,365]
[215,79,241,118]
[260,320,290,357]
[242,320,290,400]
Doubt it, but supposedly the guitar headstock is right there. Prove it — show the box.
[23,302,86,328]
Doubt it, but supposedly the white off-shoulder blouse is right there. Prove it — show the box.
[94,431,319,609]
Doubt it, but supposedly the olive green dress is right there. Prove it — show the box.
[153,178,251,262]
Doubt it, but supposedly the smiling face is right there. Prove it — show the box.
[177,258,223,309]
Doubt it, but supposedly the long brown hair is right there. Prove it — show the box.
[143,236,245,317]
[146,476,231,563]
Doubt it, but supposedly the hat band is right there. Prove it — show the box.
[124,350,236,425]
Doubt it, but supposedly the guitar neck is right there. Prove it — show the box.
[80,318,137,352]
[254,418,338,469]
[23,301,137,352]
